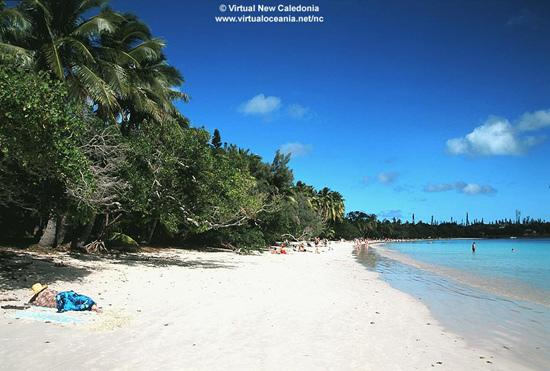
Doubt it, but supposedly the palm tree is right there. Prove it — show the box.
[294,181,317,208]
[316,187,345,223]
[1,0,125,116]
[328,190,345,222]
[98,12,189,132]
[0,0,32,66]
[0,0,188,128]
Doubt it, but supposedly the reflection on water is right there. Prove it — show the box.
[355,244,383,269]
[355,245,550,370]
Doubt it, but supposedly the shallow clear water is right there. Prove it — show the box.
[354,239,550,370]
[385,239,550,301]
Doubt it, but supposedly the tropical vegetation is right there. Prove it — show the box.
[0,0,346,253]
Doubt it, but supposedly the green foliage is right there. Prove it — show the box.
[339,212,550,240]
[124,121,266,242]
[259,192,322,243]
[211,129,222,149]
[270,150,294,195]
[0,65,90,216]
[333,219,360,240]
[110,232,139,247]
[215,225,266,253]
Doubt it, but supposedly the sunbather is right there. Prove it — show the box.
[28,283,102,313]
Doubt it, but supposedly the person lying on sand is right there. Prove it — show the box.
[28,283,103,313]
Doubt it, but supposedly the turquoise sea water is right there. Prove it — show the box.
[355,239,550,370]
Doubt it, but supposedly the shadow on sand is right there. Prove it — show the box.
[0,247,237,292]
[0,249,94,292]
[70,249,237,270]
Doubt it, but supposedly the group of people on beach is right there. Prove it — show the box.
[271,237,332,255]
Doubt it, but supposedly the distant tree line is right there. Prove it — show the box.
[333,212,550,240]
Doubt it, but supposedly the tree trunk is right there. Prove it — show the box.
[38,215,57,248]
[56,215,69,245]
[145,217,158,245]
[73,215,96,248]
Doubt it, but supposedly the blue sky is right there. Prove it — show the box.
[113,0,550,223]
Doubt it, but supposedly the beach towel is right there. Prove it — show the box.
[4,307,91,324]
[56,291,97,313]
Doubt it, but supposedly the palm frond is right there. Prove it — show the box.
[99,60,130,98]
[0,4,32,31]
[72,14,118,37]
[57,36,95,64]
[98,46,139,66]
[167,89,190,103]
[128,38,165,63]
[23,0,52,24]
[0,43,34,67]
[41,42,64,79]
[77,0,111,14]
[72,63,120,115]
[120,30,151,45]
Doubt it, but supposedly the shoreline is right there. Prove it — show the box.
[365,240,550,370]
[0,243,523,370]
[371,241,550,307]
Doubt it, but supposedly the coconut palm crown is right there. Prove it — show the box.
[0,0,188,130]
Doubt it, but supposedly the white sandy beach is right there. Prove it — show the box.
[0,242,524,370]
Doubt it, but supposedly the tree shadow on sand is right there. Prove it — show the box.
[0,250,94,292]
[0,247,237,292]
[70,250,238,270]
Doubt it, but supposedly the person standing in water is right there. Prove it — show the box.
[472,242,476,253]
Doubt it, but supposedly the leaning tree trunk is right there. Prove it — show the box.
[56,215,69,246]
[72,215,96,248]
[145,217,159,245]
[38,215,57,248]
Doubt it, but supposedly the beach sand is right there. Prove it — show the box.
[0,242,524,370]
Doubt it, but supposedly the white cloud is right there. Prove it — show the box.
[446,110,549,157]
[279,142,313,157]
[362,171,400,186]
[517,109,550,131]
[376,171,399,185]
[424,182,496,196]
[424,183,456,192]
[286,103,310,119]
[239,94,281,115]
[378,210,403,219]
[461,183,496,196]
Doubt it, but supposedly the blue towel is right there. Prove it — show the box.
[4,307,91,324]
[56,291,97,313]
